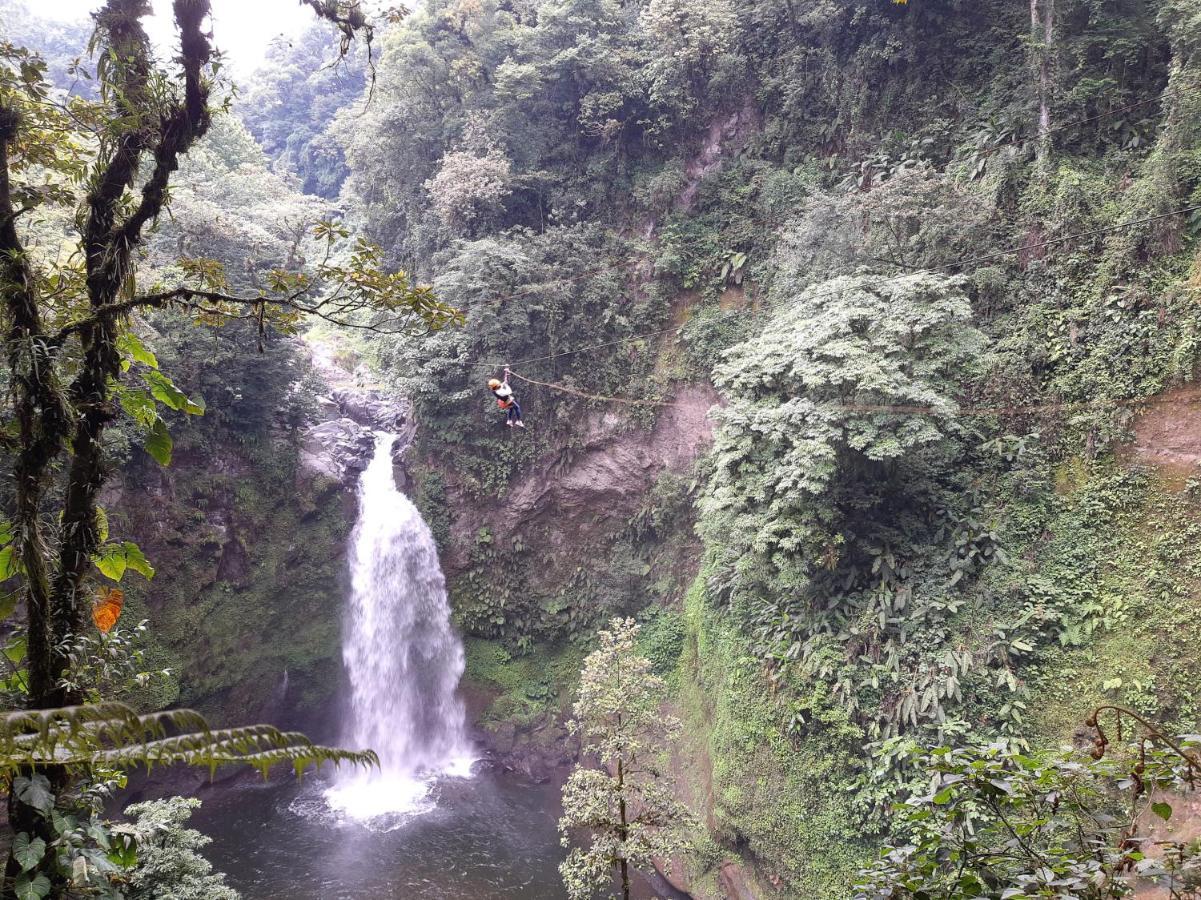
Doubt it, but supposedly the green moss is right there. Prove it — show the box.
[1025,465,1201,742]
[636,604,686,681]
[673,576,874,899]
[411,465,451,552]
[113,444,352,724]
[462,637,584,729]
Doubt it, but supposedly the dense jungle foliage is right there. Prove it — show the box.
[4,0,1201,897]
[322,0,1201,894]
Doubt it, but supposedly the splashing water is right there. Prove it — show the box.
[324,433,474,824]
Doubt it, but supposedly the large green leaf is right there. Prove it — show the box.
[142,370,204,415]
[145,418,173,467]
[3,635,26,665]
[94,507,109,543]
[94,545,127,582]
[93,543,155,583]
[14,775,53,815]
[13,873,50,900]
[0,518,15,582]
[0,703,379,780]
[0,544,17,581]
[122,543,154,580]
[116,387,158,428]
[0,591,18,623]
[12,833,45,872]
[105,839,137,869]
[116,332,159,371]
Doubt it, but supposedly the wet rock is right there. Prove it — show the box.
[299,418,376,487]
[1127,386,1201,484]
[490,722,517,754]
[718,862,759,900]
[216,536,250,582]
[475,718,576,785]
[656,854,695,898]
[444,383,719,577]
[332,387,412,433]
[298,339,418,491]
[489,742,573,784]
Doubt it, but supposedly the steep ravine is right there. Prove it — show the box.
[109,338,415,736]
[114,330,754,895]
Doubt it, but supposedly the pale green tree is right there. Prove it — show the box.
[558,618,690,900]
[424,147,513,234]
[123,798,238,900]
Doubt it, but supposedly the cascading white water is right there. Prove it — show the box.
[324,432,474,822]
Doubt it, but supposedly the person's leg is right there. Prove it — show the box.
[511,400,524,427]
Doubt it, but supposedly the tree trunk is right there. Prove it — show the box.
[617,756,631,900]
[0,1,215,889]
[1031,0,1055,165]
[0,117,72,709]
[48,320,121,706]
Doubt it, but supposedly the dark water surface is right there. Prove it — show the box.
[193,770,570,899]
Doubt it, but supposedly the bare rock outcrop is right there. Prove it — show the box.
[297,340,416,487]
[1127,386,1201,477]
[677,98,761,212]
[299,418,376,483]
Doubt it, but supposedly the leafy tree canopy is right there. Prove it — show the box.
[702,272,985,612]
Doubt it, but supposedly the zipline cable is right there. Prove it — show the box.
[507,369,1201,417]
[507,372,1201,419]
[507,369,674,407]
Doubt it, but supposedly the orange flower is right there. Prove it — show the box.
[92,588,124,634]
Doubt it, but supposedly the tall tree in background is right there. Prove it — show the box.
[1031,0,1056,165]
[558,618,690,900]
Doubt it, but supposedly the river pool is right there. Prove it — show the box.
[193,768,570,899]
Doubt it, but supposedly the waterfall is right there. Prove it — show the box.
[324,432,474,822]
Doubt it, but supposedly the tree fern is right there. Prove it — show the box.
[0,702,377,779]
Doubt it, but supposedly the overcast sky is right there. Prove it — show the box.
[39,0,314,74]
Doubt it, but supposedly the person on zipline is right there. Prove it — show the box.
[488,368,525,428]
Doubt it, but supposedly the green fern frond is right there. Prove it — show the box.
[0,702,377,778]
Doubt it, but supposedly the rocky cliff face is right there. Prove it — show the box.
[299,340,417,487]
[424,382,720,788]
[442,384,717,582]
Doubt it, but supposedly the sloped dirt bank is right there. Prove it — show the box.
[1126,386,1201,484]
